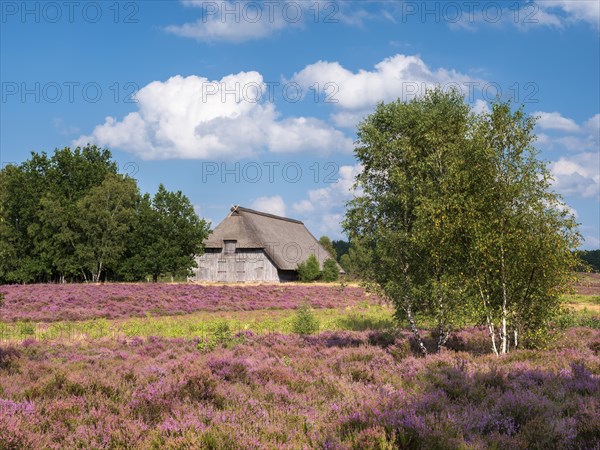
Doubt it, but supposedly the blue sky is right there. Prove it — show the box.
[1,0,599,248]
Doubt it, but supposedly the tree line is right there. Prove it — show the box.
[579,250,600,272]
[0,146,210,284]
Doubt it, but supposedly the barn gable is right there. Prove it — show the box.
[192,205,339,282]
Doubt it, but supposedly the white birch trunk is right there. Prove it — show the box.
[406,304,428,357]
[500,245,509,355]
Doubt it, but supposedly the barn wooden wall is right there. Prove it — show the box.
[191,249,281,282]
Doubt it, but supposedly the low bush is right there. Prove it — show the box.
[297,254,321,282]
[322,258,339,282]
[292,304,320,335]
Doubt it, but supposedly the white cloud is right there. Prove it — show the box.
[537,1,600,28]
[546,199,578,219]
[472,99,490,114]
[266,117,352,153]
[292,54,480,112]
[53,117,80,136]
[292,164,362,237]
[584,113,600,133]
[291,54,483,128]
[448,1,599,30]
[167,1,598,44]
[550,152,600,199]
[250,195,287,216]
[193,204,213,227]
[165,1,387,43]
[534,111,580,132]
[535,112,599,153]
[75,72,352,160]
[330,111,369,129]
[165,0,292,43]
[534,113,600,200]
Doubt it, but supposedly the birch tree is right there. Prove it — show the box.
[75,174,138,282]
[344,89,473,355]
[466,102,580,354]
[344,90,580,356]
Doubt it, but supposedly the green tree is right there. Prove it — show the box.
[464,102,580,354]
[0,146,212,284]
[339,254,351,273]
[297,254,321,282]
[579,250,600,272]
[319,236,337,260]
[337,242,367,280]
[321,258,339,282]
[74,174,139,282]
[0,146,118,283]
[332,240,350,261]
[123,185,210,282]
[344,89,473,355]
[344,90,580,356]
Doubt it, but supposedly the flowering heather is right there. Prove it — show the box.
[0,284,375,322]
[574,273,600,296]
[0,327,599,449]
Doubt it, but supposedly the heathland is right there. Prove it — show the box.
[0,277,598,448]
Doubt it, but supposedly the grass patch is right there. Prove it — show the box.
[2,293,597,343]
[0,303,395,343]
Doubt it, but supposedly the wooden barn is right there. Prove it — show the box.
[191,205,340,282]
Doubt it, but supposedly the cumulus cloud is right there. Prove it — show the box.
[292,54,478,111]
[550,152,599,199]
[534,111,580,132]
[75,72,353,160]
[532,112,599,200]
[584,113,600,133]
[251,195,287,216]
[535,112,599,153]
[472,99,490,114]
[291,54,482,128]
[292,164,362,237]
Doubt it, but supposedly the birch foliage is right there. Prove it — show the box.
[344,90,580,355]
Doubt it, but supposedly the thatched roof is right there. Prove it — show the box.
[205,206,336,271]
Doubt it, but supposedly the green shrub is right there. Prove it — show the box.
[213,320,231,344]
[18,321,35,337]
[339,254,351,272]
[292,304,320,335]
[322,258,339,282]
[297,254,321,282]
[555,308,600,330]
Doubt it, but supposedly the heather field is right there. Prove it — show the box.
[1,329,599,449]
[0,284,375,322]
[1,282,599,449]
[574,273,600,296]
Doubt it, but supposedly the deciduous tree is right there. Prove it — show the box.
[344,89,580,356]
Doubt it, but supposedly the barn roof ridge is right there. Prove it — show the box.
[231,205,304,224]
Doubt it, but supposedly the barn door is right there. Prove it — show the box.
[236,260,246,282]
